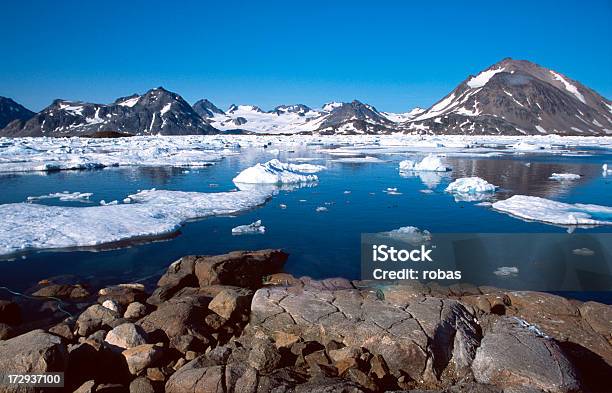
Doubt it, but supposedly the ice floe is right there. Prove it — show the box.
[493,266,519,278]
[445,177,497,201]
[27,191,93,203]
[399,154,450,172]
[549,173,580,181]
[231,220,265,235]
[315,206,328,212]
[0,188,274,256]
[572,247,595,256]
[491,195,612,226]
[232,159,323,185]
[382,226,432,245]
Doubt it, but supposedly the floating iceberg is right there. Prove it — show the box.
[27,191,93,203]
[383,226,432,245]
[493,266,519,277]
[445,177,497,201]
[231,220,265,235]
[331,156,384,163]
[315,206,328,212]
[0,188,273,256]
[549,173,580,181]
[399,154,450,172]
[491,195,612,226]
[232,159,323,185]
[603,164,612,176]
[572,247,595,256]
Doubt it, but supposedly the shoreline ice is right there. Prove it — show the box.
[0,188,274,257]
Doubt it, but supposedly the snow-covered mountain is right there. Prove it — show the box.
[405,58,612,135]
[0,97,35,129]
[0,87,218,137]
[1,58,610,137]
[205,100,413,134]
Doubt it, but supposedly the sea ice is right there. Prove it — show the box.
[315,206,328,212]
[27,191,93,203]
[399,154,450,172]
[231,220,265,235]
[549,173,580,181]
[572,247,595,256]
[493,266,519,277]
[0,188,274,256]
[232,159,323,185]
[445,177,497,200]
[383,226,432,245]
[491,195,612,226]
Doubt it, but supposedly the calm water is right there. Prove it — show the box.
[1,145,611,301]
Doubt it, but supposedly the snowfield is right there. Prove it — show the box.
[491,195,612,226]
[0,188,274,257]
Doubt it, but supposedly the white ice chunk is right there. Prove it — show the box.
[232,159,322,185]
[231,220,265,235]
[0,188,273,256]
[491,195,612,226]
[399,154,450,172]
[445,177,497,194]
[383,226,432,245]
[493,266,519,277]
[27,191,93,203]
[549,173,580,181]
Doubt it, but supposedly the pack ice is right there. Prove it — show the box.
[491,195,612,226]
[0,188,273,256]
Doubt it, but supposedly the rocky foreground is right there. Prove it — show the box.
[0,250,611,393]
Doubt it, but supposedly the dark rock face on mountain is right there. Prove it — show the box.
[316,100,396,134]
[0,97,35,129]
[0,87,218,137]
[407,58,612,135]
[193,99,225,118]
[271,104,312,116]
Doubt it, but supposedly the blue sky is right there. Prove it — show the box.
[1,0,610,112]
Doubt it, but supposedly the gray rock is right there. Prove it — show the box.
[122,343,165,375]
[137,295,208,340]
[250,284,480,382]
[247,338,282,373]
[104,323,148,350]
[129,377,155,393]
[0,330,68,392]
[472,316,580,392]
[165,361,225,393]
[123,302,147,320]
[75,304,121,336]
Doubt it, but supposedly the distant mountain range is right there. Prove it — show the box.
[1,58,610,137]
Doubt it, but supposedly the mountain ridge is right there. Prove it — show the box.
[1,58,610,137]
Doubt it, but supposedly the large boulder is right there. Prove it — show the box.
[32,283,90,299]
[208,287,253,320]
[137,294,209,340]
[249,283,480,382]
[0,330,68,392]
[98,284,148,308]
[104,323,148,350]
[194,249,288,288]
[472,316,579,392]
[122,343,164,375]
[75,304,121,336]
[165,360,225,393]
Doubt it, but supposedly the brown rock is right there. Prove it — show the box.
[122,343,165,375]
[347,368,377,391]
[33,283,90,299]
[194,249,288,289]
[369,354,390,380]
[208,287,253,320]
